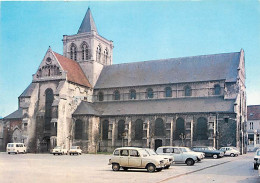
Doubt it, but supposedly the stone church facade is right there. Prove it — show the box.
[2,8,247,154]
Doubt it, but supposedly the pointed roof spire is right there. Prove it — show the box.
[78,8,98,34]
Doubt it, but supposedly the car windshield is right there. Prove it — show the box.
[71,146,77,149]
[181,147,192,152]
[145,149,157,156]
[139,149,149,157]
[208,147,216,150]
[232,147,239,151]
[257,151,260,156]
[54,146,61,149]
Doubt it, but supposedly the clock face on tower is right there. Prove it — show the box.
[46,57,52,65]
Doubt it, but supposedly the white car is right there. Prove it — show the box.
[254,149,260,170]
[108,147,166,172]
[69,146,82,155]
[156,146,198,166]
[178,147,205,161]
[144,148,174,169]
[52,146,68,155]
[6,143,26,154]
[219,147,239,157]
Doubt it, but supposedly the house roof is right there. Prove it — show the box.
[19,83,37,98]
[248,105,260,120]
[78,8,98,34]
[54,52,91,88]
[95,52,241,89]
[4,108,23,120]
[73,97,235,116]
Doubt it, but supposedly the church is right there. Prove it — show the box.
[2,8,247,154]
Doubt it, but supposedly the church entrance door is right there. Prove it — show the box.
[154,139,162,151]
[41,136,50,153]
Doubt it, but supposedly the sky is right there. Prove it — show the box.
[0,1,260,118]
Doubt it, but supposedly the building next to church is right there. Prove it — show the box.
[1,8,247,154]
[247,105,260,151]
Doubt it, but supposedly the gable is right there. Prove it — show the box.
[53,52,92,88]
[95,51,241,89]
[34,47,91,88]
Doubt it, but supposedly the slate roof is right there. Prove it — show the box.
[73,97,235,116]
[4,108,23,120]
[248,105,260,120]
[19,83,37,97]
[95,52,241,89]
[54,52,92,88]
[78,8,98,34]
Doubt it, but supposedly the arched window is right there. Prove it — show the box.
[81,43,89,60]
[155,118,165,136]
[96,45,101,62]
[135,119,143,140]
[104,48,108,64]
[70,43,77,61]
[175,118,185,140]
[196,117,208,140]
[129,89,136,100]
[184,85,192,96]
[165,87,172,97]
[214,84,221,95]
[75,119,83,140]
[147,88,153,99]
[98,92,104,101]
[114,90,120,100]
[45,88,53,131]
[117,120,125,139]
[102,120,109,140]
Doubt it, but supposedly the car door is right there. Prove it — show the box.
[128,150,142,167]
[173,148,184,162]
[119,149,129,167]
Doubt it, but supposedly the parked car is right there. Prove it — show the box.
[51,146,68,155]
[6,143,26,154]
[219,147,239,157]
[108,147,166,172]
[191,146,224,159]
[69,146,82,155]
[178,147,205,161]
[144,148,174,169]
[156,146,198,166]
[254,149,260,170]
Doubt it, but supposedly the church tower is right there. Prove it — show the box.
[62,8,113,87]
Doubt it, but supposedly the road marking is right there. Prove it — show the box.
[157,159,236,183]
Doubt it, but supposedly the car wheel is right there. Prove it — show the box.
[69,153,71,155]
[164,165,170,169]
[186,159,195,166]
[23,150,26,154]
[17,150,19,154]
[230,153,235,157]
[8,152,10,154]
[147,164,156,173]
[122,167,128,171]
[254,164,259,170]
[112,163,120,171]
[213,154,218,159]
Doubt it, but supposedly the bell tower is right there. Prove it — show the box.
[62,8,113,87]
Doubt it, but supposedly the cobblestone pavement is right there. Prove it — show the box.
[0,152,258,183]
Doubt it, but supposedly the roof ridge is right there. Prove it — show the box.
[107,51,241,67]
